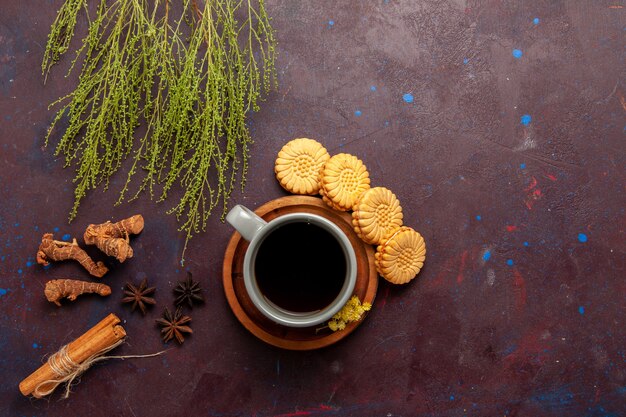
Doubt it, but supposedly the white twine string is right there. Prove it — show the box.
[33,339,168,399]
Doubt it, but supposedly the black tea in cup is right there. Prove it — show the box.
[254,221,347,313]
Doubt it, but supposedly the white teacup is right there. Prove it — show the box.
[226,205,357,328]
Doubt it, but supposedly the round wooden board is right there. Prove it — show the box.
[222,195,378,350]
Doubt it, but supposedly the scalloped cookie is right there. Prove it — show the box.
[375,226,426,284]
[352,187,403,245]
[274,138,330,195]
[319,153,370,211]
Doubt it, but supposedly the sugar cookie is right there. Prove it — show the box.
[319,153,370,211]
[274,138,330,195]
[375,226,426,284]
[352,187,403,245]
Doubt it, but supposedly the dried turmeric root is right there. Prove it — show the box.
[44,279,111,306]
[84,214,144,263]
[36,233,108,278]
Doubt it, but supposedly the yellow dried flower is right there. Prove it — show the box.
[327,295,371,332]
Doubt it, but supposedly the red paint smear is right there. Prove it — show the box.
[378,285,390,308]
[512,270,527,311]
[425,255,456,290]
[545,173,557,181]
[523,176,542,210]
[424,249,476,291]
[274,406,334,417]
[524,176,542,210]
[524,176,538,192]
[504,326,550,366]
[456,250,468,284]
[427,267,448,290]
[505,225,518,232]
[594,388,601,404]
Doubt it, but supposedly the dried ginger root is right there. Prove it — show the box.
[84,214,144,263]
[44,279,111,306]
[37,233,108,278]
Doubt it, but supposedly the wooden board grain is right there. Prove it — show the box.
[222,195,378,350]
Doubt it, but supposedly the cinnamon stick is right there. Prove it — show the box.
[19,313,126,397]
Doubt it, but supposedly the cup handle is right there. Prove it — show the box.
[226,205,268,242]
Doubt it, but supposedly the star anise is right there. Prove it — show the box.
[156,306,192,344]
[174,272,204,308]
[122,277,156,315]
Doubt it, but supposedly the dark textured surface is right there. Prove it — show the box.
[1,1,625,416]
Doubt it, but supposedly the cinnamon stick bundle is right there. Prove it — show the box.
[19,313,126,398]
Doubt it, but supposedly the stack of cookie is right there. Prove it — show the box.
[274,138,427,285]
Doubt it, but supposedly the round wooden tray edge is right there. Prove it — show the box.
[222,196,379,351]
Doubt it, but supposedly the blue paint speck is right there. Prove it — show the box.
[34,225,39,231]
[327,20,334,28]
[0,288,7,296]
[476,215,482,221]
[483,250,491,262]
[531,389,575,409]
[520,163,526,169]
[403,93,414,103]
[503,344,518,355]
[14,222,19,227]
[26,261,33,267]
[578,233,588,243]
[524,241,529,247]
[450,395,455,401]
[506,259,514,266]
[53,227,60,233]
[18,269,23,274]
[521,114,532,125]
[62,233,71,241]
[33,343,39,349]
[512,49,523,59]
[533,17,540,25]
[354,110,362,117]
[370,85,377,91]
[463,58,469,64]
[578,306,585,315]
